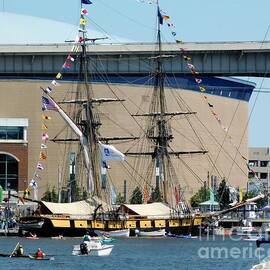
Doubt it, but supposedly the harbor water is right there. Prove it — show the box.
[0,236,265,270]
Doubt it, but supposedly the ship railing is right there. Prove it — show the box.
[40,214,93,219]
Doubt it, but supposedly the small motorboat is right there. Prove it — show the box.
[25,232,39,240]
[72,238,114,256]
[166,233,198,239]
[51,235,65,240]
[243,235,261,241]
[135,228,166,237]
[96,228,130,238]
[25,236,39,240]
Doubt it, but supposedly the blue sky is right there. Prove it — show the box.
[0,0,270,147]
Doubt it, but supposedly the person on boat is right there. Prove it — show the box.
[102,232,110,239]
[83,231,91,242]
[80,242,88,255]
[13,244,24,257]
[28,231,37,238]
[35,248,45,259]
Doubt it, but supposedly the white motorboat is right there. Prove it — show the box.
[135,228,166,237]
[243,235,261,241]
[72,238,113,256]
[232,226,259,237]
[96,228,130,238]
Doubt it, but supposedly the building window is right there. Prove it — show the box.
[260,173,268,179]
[249,160,258,167]
[0,154,18,191]
[0,127,24,140]
[260,161,268,167]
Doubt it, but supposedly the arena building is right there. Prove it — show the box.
[0,43,255,201]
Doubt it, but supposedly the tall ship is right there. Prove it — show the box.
[18,0,252,236]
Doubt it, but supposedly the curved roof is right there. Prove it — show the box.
[40,197,110,216]
[122,202,171,217]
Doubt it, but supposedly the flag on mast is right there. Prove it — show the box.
[37,162,44,170]
[82,0,93,4]
[100,143,125,161]
[42,96,59,111]
[29,179,38,189]
[158,7,163,25]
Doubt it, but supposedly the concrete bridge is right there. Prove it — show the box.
[0,41,269,77]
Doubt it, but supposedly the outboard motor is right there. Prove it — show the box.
[80,242,88,255]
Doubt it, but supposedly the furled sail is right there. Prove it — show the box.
[42,91,95,193]
[43,91,126,194]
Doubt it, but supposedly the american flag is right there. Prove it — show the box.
[42,96,58,111]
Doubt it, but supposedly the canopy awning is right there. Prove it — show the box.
[40,197,110,216]
[121,202,171,218]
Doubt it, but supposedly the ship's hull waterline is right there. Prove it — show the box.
[18,216,202,237]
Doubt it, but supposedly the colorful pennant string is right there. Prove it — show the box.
[29,0,93,198]
[158,11,232,138]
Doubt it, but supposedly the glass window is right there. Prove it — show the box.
[261,173,268,179]
[0,154,18,191]
[0,165,5,175]
[7,162,18,175]
[0,127,24,140]
[0,131,6,139]
[249,160,258,167]
[260,161,268,167]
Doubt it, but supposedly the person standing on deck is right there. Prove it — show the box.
[83,231,91,242]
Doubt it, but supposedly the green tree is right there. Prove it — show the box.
[41,187,52,202]
[151,186,163,202]
[190,186,210,207]
[41,186,58,202]
[115,193,125,204]
[217,179,230,209]
[74,184,83,201]
[130,186,143,204]
[51,187,58,202]
[243,190,257,200]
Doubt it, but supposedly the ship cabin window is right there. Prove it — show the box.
[0,154,18,191]
[0,127,24,140]
[260,161,268,167]
[260,173,268,179]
